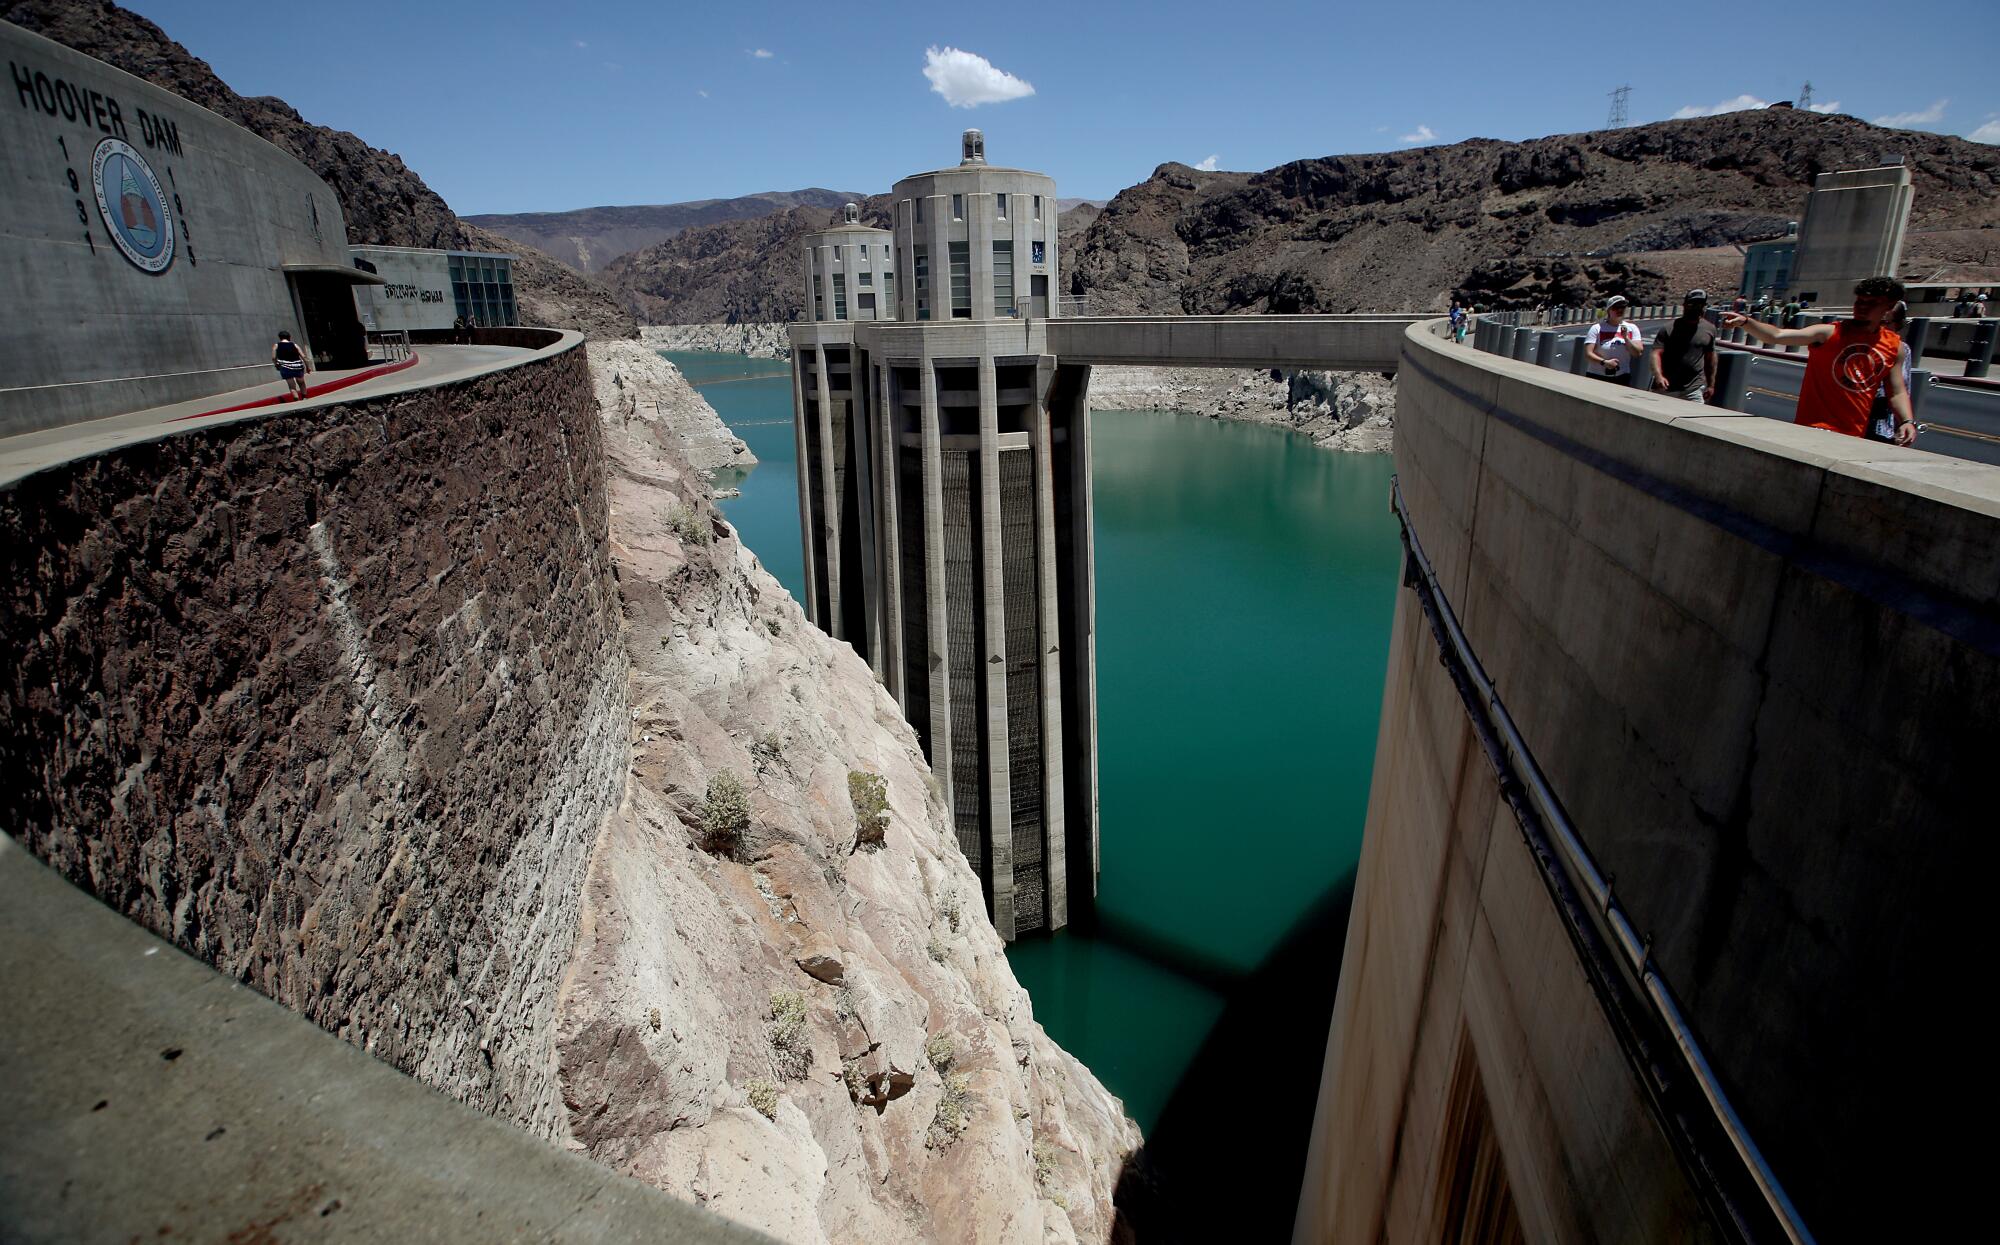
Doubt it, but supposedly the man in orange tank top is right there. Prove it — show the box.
[1720,276,1916,445]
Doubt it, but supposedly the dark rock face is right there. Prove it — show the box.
[466,190,864,273]
[1069,110,2000,312]
[608,197,896,324]
[0,345,629,1137]
[3,0,637,338]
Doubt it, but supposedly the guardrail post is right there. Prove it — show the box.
[1714,351,1752,411]
[1497,324,1516,357]
[1903,317,1931,365]
[1968,320,1997,378]
[1535,330,1558,367]
[1569,335,1592,375]
[1511,327,1536,362]
[1909,368,1933,422]
[1474,321,1490,352]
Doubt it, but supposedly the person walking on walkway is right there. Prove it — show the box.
[1721,276,1915,445]
[272,331,309,401]
[1649,289,1718,402]
[1582,296,1645,384]
[1449,299,1468,343]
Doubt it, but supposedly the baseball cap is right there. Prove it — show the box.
[1606,295,1628,308]
[1685,288,1708,301]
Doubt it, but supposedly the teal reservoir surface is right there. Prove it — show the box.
[669,353,1401,1201]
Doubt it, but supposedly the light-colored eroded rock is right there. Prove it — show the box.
[589,340,756,474]
[1088,365,1397,453]
[557,348,1141,1243]
[641,323,791,361]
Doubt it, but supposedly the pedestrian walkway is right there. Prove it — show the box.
[0,345,529,487]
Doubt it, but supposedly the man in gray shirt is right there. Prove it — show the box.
[1649,289,1718,402]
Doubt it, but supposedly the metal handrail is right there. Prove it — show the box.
[1390,475,1815,1245]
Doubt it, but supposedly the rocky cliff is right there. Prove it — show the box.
[1089,367,1397,452]
[642,324,792,361]
[1068,110,2000,313]
[609,198,895,324]
[4,0,638,339]
[468,191,863,273]
[563,344,1142,1242]
[589,340,756,474]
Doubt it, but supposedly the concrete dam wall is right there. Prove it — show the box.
[1299,321,1998,1241]
[0,335,628,1136]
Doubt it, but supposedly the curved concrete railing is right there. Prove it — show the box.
[1299,319,1997,1242]
[1047,314,1421,370]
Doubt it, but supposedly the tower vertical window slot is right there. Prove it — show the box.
[996,193,1007,219]
[951,194,964,221]
[948,241,970,319]
[833,273,847,321]
[992,241,1014,317]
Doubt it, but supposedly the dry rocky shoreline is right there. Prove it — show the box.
[639,325,1398,451]
[561,343,1141,1242]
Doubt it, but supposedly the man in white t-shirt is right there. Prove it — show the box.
[1582,295,1645,384]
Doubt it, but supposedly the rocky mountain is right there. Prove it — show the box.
[1069,110,2000,313]
[466,191,863,273]
[609,197,896,324]
[611,200,1104,325]
[4,0,638,339]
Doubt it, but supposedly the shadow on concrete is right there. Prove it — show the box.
[1098,868,1358,1243]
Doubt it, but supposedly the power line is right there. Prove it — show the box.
[1607,85,1630,128]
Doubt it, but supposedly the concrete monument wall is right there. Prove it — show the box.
[0,334,629,1139]
[1,21,360,432]
[352,244,455,332]
[1298,320,1998,1240]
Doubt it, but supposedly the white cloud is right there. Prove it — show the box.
[922,46,1035,108]
[750,48,774,59]
[1873,99,1947,127]
[573,39,588,49]
[1806,99,1841,114]
[1399,124,1437,145]
[1193,154,1218,171]
[697,89,709,99]
[1971,116,2000,144]
[1672,94,1768,119]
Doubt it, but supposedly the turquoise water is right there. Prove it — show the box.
[667,352,1402,1142]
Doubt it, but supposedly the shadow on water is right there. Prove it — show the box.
[1096,868,1358,1244]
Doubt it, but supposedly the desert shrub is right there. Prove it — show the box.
[833,987,856,1023]
[1033,1137,1059,1187]
[938,887,963,933]
[746,1077,779,1120]
[768,990,811,1079]
[925,1033,956,1072]
[928,1071,972,1148]
[849,770,889,849]
[927,934,949,964]
[696,771,750,856]
[668,503,710,547]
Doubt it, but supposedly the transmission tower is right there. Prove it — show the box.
[1607,85,1630,128]
[1799,81,1814,111]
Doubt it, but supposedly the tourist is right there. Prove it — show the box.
[272,331,309,400]
[1978,291,1990,317]
[1449,299,1468,343]
[1648,289,1718,403]
[1581,296,1645,384]
[1782,295,1801,328]
[1721,275,1914,445]
[1732,293,1749,315]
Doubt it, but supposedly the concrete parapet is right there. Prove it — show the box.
[1047,315,1419,371]
[0,332,629,1139]
[1300,318,1999,1241]
[0,838,771,1244]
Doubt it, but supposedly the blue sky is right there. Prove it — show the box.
[130,0,1999,215]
